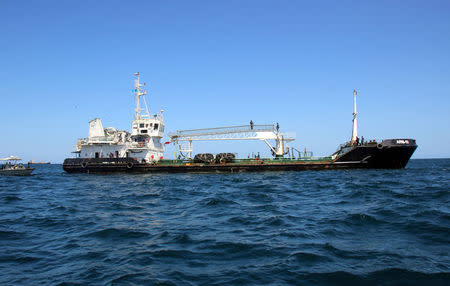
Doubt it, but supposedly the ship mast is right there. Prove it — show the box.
[351,89,358,144]
[134,72,149,120]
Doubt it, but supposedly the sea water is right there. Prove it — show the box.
[0,159,449,285]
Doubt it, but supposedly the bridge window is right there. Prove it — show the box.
[141,129,148,134]
[139,123,145,128]
[154,123,159,130]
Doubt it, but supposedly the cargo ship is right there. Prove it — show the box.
[63,73,417,173]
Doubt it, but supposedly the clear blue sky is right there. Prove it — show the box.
[1,0,449,162]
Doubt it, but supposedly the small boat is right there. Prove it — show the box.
[0,156,35,176]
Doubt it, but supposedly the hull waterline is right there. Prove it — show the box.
[63,140,417,174]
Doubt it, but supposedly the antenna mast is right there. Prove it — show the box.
[351,89,358,144]
[134,72,149,119]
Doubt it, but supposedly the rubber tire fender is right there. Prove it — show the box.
[127,162,134,169]
[377,144,383,149]
[81,162,87,168]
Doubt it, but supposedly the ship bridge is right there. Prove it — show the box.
[169,124,295,159]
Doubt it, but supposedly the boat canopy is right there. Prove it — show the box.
[0,156,21,161]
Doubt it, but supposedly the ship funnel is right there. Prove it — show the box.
[89,118,105,138]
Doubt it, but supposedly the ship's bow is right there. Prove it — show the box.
[334,139,417,169]
[370,139,417,168]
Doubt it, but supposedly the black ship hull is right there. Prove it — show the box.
[62,139,417,174]
[334,139,417,169]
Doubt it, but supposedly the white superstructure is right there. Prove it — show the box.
[75,73,165,163]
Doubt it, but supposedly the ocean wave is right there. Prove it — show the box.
[150,249,197,259]
[85,228,150,240]
[203,197,239,207]
[0,254,41,264]
[288,251,333,263]
[0,230,26,240]
[170,232,194,244]
[3,195,22,202]
[346,213,384,225]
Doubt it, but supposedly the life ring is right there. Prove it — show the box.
[138,142,144,147]
[81,162,87,168]
[127,162,133,169]
[377,144,383,149]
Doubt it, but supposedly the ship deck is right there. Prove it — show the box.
[158,157,333,166]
